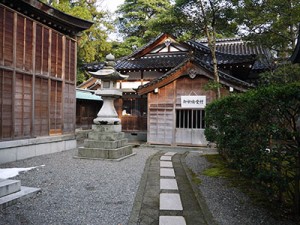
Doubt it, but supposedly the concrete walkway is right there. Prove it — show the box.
[128,150,217,225]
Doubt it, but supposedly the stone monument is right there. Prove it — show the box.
[77,54,135,160]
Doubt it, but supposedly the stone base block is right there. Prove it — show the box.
[88,131,125,141]
[83,139,128,149]
[91,124,121,133]
[77,145,134,160]
[0,185,41,210]
[0,179,21,198]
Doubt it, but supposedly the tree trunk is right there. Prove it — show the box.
[199,0,221,99]
[205,30,221,99]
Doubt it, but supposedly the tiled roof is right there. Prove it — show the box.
[117,54,187,70]
[199,38,272,70]
[187,40,256,65]
[84,53,188,72]
[199,38,267,55]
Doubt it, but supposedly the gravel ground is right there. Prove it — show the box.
[185,152,297,225]
[1,148,299,225]
[0,147,158,225]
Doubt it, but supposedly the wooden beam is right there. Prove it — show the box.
[137,62,190,95]
[48,29,52,135]
[61,35,65,133]
[12,11,17,139]
[32,21,36,137]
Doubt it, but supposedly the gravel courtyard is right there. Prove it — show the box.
[0,147,298,225]
[0,147,158,225]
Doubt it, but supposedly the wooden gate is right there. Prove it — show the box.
[175,109,208,146]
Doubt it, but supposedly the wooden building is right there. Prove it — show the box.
[76,88,102,130]
[82,34,269,145]
[0,0,92,163]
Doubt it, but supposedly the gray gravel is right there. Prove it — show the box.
[1,148,298,225]
[0,147,158,225]
[185,152,297,225]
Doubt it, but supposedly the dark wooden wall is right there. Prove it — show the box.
[0,5,77,140]
[115,97,147,132]
[76,100,102,130]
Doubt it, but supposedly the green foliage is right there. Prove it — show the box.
[259,62,300,85]
[51,0,113,63]
[205,83,300,215]
[232,0,300,58]
[111,36,145,58]
[203,80,223,92]
[171,0,237,39]
[116,0,172,42]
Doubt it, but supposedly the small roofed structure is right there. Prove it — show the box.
[89,53,129,125]
[80,33,268,145]
[77,54,134,161]
[0,0,93,163]
[76,89,102,130]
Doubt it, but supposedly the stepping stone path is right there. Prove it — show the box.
[159,152,186,225]
[128,151,211,225]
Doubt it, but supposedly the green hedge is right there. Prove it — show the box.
[205,83,300,214]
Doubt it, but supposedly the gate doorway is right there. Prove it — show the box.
[175,109,208,146]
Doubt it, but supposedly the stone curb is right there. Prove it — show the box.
[127,152,156,225]
[180,152,219,225]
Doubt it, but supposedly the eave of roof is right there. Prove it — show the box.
[199,38,273,71]
[136,58,254,95]
[1,0,93,36]
[123,33,187,60]
[84,53,189,72]
[76,89,102,101]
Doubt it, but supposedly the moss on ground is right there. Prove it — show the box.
[189,169,202,185]
[202,154,294,220]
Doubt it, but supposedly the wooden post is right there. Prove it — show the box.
[12,11,17,139]
[32,21,36,137]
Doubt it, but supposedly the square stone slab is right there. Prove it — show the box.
[160,161,173,168]
[164,152,177,156]
[160,156,172,161]
[160,168,175,177]
[160,193,183,210]
[159,216,186,225]
[160,178,178,190]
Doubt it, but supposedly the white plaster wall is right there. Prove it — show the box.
[0,135,77,164]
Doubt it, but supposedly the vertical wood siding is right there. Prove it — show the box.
[147,74,230,145]
[148,82,175,144]
[0,5,77,141]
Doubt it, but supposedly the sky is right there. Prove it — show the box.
[98,0,125,41]
[100,0,125,13]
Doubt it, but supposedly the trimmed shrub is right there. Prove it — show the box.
[205,83,300,215]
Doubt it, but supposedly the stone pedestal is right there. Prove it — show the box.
[77,124,135,161]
